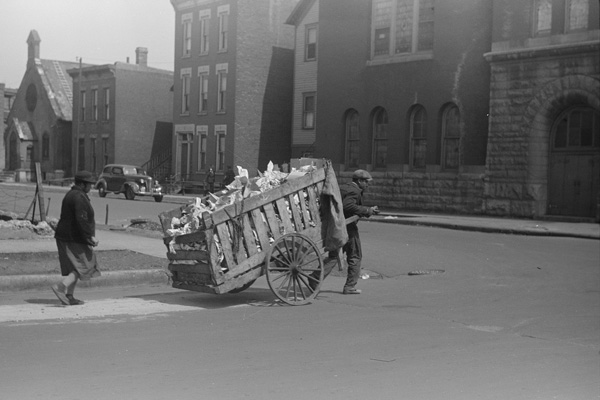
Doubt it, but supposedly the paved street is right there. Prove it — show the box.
[1,222,598,400]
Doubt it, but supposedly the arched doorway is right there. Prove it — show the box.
[548,106,599,217]
[8,133,19,171]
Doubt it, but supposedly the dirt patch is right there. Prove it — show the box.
[0,250,168,276]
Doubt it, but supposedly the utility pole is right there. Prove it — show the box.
[74,57,82,175]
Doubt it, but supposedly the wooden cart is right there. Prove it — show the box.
[158,163,346,305]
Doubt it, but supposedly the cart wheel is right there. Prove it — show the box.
[265,233,323,305]
[228,279,256,293]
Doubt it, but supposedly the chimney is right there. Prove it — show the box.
[27,30,41,69]
[135,47,148,67]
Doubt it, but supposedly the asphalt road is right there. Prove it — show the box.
[0,223,598,400]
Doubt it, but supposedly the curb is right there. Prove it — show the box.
[0,269,171,292]
[368,215,600,240]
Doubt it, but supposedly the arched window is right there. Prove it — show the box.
[372,108,388,169]
[345,110,360,168]
[553,107,599,150]
[442,104,460,170]
[42,132,50,160]
[410,105,427,169]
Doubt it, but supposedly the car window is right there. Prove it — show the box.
[112,167,123,175]
[123,167,138,175]
[136,168,147,175]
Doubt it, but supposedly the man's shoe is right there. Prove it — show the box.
[342,287,362,295]
[66,294,84,306]
[51,285,70,305]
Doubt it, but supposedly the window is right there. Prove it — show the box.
[305,25,317,61]
[215,126,227,171]
[78,138,85,171]
[42,132,49,160]
[198,128,208,171]
[442,104,460,170]
[91,89,98,121]
[567,0,589,31]
[182,13,192,57]
[372,108,388,169]
[533,0,552,36]
[371,0,435,58]
[410,105,427,169]
[102,137,109,166]
[181,69,191,114]
[218,5,229,52]
[198,67,209,113]
[303,93,316,129]
[80,90,86,122]
[217,66,227,112]
[199,10,210,55]
[103,88,110,120]
[553,107,599,150]
[91,138,97,173]
[345,110,360,168]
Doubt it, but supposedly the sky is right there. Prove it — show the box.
[0,0,175,89]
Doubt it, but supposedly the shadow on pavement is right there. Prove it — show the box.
[126,287,284,309]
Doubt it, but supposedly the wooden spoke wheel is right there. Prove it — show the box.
[265,233,323,305]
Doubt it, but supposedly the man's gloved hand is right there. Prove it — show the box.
[369,206,380,215]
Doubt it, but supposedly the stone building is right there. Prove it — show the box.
[484,0,599,219]
[170,0,297,185]
[67,47,173,176]
[4,30,88,182]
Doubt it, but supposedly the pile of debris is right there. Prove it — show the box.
[0,210,56,238]
[166,162,316,238]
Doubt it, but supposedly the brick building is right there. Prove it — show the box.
[296,0,493,214]
[4,30,85,182]
[484,0,599,219]
[68,48,173,176]
[170,0,297,185]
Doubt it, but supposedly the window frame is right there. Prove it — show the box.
[103,87,110,120]
[181,69,192,115]
[370,0,435,61]
[371,108,389,169]
[218,6,229,53]
[302,93,316,130]
[305,24,318,61]
[345,110,360,169]
[198,66,209,114]
[566,0,589,32]
[199,10,211,55]
[217,66,227,113]
[182,13,193,57]
[441,104,461,170]
[91,89,98,121]
[215,126,227,171]
[409,105,428,169]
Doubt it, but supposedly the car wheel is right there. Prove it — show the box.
[98,184,107,198]
[125,186,135,200]
[154,195,163,203]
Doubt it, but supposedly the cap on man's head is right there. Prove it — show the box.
[352,169,373,181]
[74,170,96,184]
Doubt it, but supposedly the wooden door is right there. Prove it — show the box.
[548,108,599,218]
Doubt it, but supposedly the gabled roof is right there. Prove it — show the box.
[36,59,93,121]
[285,0,316,25]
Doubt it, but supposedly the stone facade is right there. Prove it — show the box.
[484,0,600,219]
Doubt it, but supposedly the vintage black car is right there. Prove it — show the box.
[95,164,163,202]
